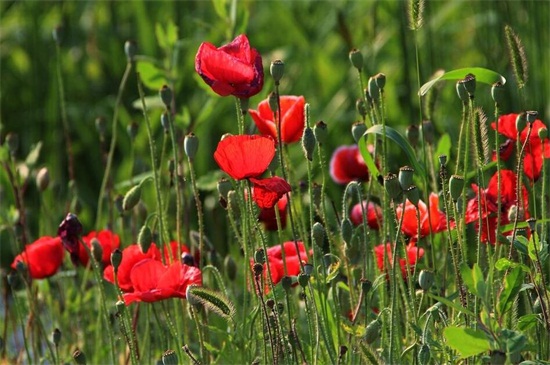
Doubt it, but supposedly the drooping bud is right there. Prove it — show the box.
[73,349,87,365]
[91,238,103,264]
[398,166,415,190]
[313,121,328,145]
[491,81,506,105]
[137,225,152,253]
[368,76,380,101]
[421,120,434,145]
[124,40,137,62]
[341,218,353,245]
[298,273,310,288]
[122,184,142,211]
[384,173,402,200]
[538,127,548,140]
[312,222,325,248]
[405,185,420,206]
[515,112,526,132]
[110,249,123,274]
[302,127,316,161]
[268,92,278,114]
[270,59,285,84]
[162,350,179,365]
[364,318,381,344]
[184,133,199,161]
[352,122,367,144]
[159,85,173,108]
[348,49,363,71]
[449,175,464,202]
[36,167,50,191]
[418,270,434,291]
[407,125,419,147]
[281,276,293,291]
[254,248,266,264]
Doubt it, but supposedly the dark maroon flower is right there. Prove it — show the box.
[58,213,83,265]
[195,34,264,98]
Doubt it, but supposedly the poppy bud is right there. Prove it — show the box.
[407,125,420,147]
[384,173,402,200]
[116,300,126,314]
[364,318,381,344]
[52,25,63,45]
[217,178,232,200]
[374,73,386,91]
[95,116,107,136]
[352,122,367,144]
[162,350,178,365]
[91,238,103,264]
[356,99,367,118]
[361,278,372,294]
[36,167,50,191]
[253,263,263,278]
[124,40,137,62]
[312,222,325,247]
[268,92,278,114]
[159,85,173,108]
[281,276,293,291]
[405,186,420,206]
[314,121,328,145]
[266,298,275,310]
[270,59,285,84]
[52,328,61,347]
[456,79,468,102]
[449,175,464,202]
[460,73,476,98]
[302,127,316,161]
[123,184,142,211]
[491,81,505,105]
[398,166,415,190]
[110,249,123,274]
[439,155,447,167]
[58,213,83,261]
[538,127,548,140]
[349,49,363,71]
[254,248,266,264]
[526,110,538,124]
[137,225,152,253]
[127,122,139,141]
[161,112,170,132]
[515,113,526,132]
[418,270,434,291]
[224,256,237,281]
[312,183,322,207]
[341,218,353,245]
[303,263,314,276]
[526,218,537,233]
[73,349,87,365]
[184,133,199,161]
[298,273,310,287]
[418,344,431,365]
[421,121,434,145]
[368,76,380,101]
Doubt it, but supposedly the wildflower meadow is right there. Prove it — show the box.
[1,1,549,364]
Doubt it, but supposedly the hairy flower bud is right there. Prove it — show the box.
[137,225,152,253]
[110,249,123,274]
[270,59,285,84]
[302,127,316,161]
[184,133,199,161]
[123,184,142,211]
[449,175,464,202]
[418,270,434,291]
[313,121,328,145]
[312,222,325,248]
[341,218,353,245]
[364,318,381,344]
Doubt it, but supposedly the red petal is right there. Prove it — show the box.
[329,145,370,184]
[492,114,519,140]
[214,135,275,180]
[280,96,305,143]
[130,259,166,292]
[250,176,291,209]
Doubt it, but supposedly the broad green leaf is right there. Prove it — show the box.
[155,23,167,51]
[364,125,426,177]
[494,258,530,273]
[358,134,380,178]
[136,60,167,90]
[497,266,524,317]
[426,293,476,317]
[165,21,179,49]
[513,235,530,256]
[517,314,539,331]
[499,329,527,353]
[132,96,165,111]
[419,67,506,96]
[443,327,491,359]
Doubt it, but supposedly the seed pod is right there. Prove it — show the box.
[418,270,434,291]
[270,59,285,84]
[373,73,386,91]
[184,133,199,161]
[384,173,402,201]
[159,85,173,108]
[398,166,415,190]
[349,49,363,71]
[352,122,367,144]
[405,185,420,206]
[526,110,538,124]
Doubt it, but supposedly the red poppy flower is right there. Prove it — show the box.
[395,193,447,238]
[252,241,308,293]
[76,230,121,267]
[465,170,529,244]
[214,134,275,180]
[492,113,550,180]
[195,34,264,98]
[122,259,202,305]
[249,95,306,144]
[350,201,383,230]
[104,244,161,292]
[329,145,371,184]
[250,176,291,209]
[11,236,64,279]
[258,193,288,231]
[374,242,424,278]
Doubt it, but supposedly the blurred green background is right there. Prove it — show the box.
[1,0,549,265]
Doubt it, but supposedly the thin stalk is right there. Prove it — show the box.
[166,112,183,246]
[187,157,205,270]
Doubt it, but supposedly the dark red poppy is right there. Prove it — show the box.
[492,113,550,180]
[252,241,308,293]
[57,213,83,265]
[104,244,161,292]
[350,201,383,230]
[195,34,264,98]
[465,169,529,244]
[250,176,291,209]
[122,259,202,305]
[395,193,447,238]
[11,236,64,279]
[374,242,424,278]
[249,95,306,144]
[76,230,121,267]
[258,193,288,231]
[214,134,276,180]
[329,145,371,184]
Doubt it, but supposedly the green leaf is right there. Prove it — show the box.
[196,170,225,191]
[517,314,540,331]
[513,235,530,256]
[25,141,42,166]
[499,329,527,354]
[443,327,491,359]
[497,267,524,317]
[136,60,167,90]
[132,96,165,111]
[426,293,476,317]
[418,67,506,96]
[494,258,530,273]
[364,125,426,177]
[341,323,366,337]
[358,134,380,178]
[187,286,235,323]
[212,0,228,20]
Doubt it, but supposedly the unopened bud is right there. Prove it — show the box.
[373,73,386,91]
[313,121,328,145]
[73,349,87,365]
[515,113,526,132]
[341,218,353,245]
[268,92,278,113]
[52,328,61,346]
[449,175,464,201]
[368,76,380,101]
[349,49,363,71]
[298,273,310,287]
[439,155,447,167]
[161,112,170,132]
[352,122,367,144]
[254,248,266,264]
[356,99,367,118]
[122,184,142,211]
[217,178,233,200]
[110,249,123,274]
[538,127,548,140]
[124,40,137,62]
[526,110,538,124]
[36,167,50,191]
[456,79,469,102]
[270,60,285,84]
[91,238,103,264]
[184,133,199,160]
[364,318,381,344]
[302,127,316,161]
[281,276,293,291]
[137,225,152,253]
[418,270,434,291]
[159,85,173,108]
[312,222,325,247]
[116,300,126,314]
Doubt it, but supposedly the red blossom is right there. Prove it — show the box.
[122,259,202,305]
[76,230,121,267]
[195,34,264,97]
[104,244,161,292]
[395,193,447,238]
[492,113,550,180]
[214,135,275,180]
[258,194,288,231]
[249,95,306,144]
[329,145,371,184]
[350,201,383,230]
[374,242,424,278]
[11,236,64,279]
[250,176,291,209]
[465,170,529,244]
